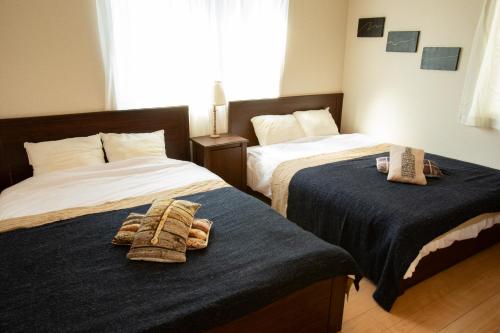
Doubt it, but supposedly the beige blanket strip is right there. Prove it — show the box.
[0,180,229,234]
[271,144,392,216]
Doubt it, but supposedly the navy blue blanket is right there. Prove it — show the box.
[287,153,500,310]
[0,187,360,332]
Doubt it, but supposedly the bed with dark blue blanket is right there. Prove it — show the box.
[0,187,360,333]
[286,153,500,311]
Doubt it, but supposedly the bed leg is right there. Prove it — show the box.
[327,276,347,333]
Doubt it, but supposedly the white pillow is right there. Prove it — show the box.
[100,130,166,162]
[24,134,105,176]
[293,107,339,137]
[251,114,306,146]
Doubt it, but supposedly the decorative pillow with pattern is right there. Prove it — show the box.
[377,156,443,178]
[112,213,145,245]
[187,219,213,250]
[387,146,427,185]
[112,214,213,250]
[127,198,200,263]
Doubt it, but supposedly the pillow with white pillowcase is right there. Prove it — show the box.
[24,134,105,176]
[251,114,306,146]
[293,107,339,137]
[100,130,166,162]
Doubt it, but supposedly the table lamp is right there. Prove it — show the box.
[211,81,226,138]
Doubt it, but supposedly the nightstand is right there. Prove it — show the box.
[191,134,248,190]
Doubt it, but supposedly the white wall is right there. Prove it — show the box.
[0,0,105,118]
[0,0,347,118]
[281,0,347,96]
[343,0,500,169]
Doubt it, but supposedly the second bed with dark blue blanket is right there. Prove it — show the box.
[287,152,500,310]
[0,186,360,333]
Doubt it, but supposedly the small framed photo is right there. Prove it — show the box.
[357,17,385,37]
[421,47,461,71]
[386,31,420,53]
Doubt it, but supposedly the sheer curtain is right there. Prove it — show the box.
[96,0,289,137]
[459,0,500,131]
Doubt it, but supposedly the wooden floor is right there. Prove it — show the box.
[342,243,500,333]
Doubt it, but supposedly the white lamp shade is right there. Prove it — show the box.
[212,81,226,106]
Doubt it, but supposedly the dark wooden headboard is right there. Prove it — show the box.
[0,106,190,191]
[228,93,343,147]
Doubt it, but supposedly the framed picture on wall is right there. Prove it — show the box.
[386,31,420,52]
[421,47,461,71]
[357,17,385,37]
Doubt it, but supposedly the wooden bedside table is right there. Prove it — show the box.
[191,134,248,190]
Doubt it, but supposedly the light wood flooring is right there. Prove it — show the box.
[342,243,500,333]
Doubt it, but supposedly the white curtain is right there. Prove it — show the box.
[459,0,500,131]
[96,0,289,137]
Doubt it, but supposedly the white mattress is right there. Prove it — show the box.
[246,134,500,280]
[0,156,220,221]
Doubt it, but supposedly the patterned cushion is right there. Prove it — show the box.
[113,214,213,250]
[377,156,443,178]
[387,146,427,185]
[127,198,200,263]
[187,219,213,250]
[111,213,144,245]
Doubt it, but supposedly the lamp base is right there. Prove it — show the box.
[210,105,220,139]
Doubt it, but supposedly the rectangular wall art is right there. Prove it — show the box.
[421,47,461,71]
[357,17,385,37]
[386,31,420,52]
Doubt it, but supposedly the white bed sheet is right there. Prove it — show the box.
[246,134,500,280]
[247,133,380,198]
[0,157,221,221]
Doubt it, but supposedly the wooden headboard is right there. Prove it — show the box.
[0,106,190,192]
[228,93,344,147]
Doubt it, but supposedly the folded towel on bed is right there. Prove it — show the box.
[377,156,444,178]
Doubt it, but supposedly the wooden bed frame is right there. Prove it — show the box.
[0,107,190,192]
[0,106,348,333]
[228,93,500,296]
[228,93,343,148]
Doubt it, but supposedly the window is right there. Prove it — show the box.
[460,0,500,131]
[96,0,289,136]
